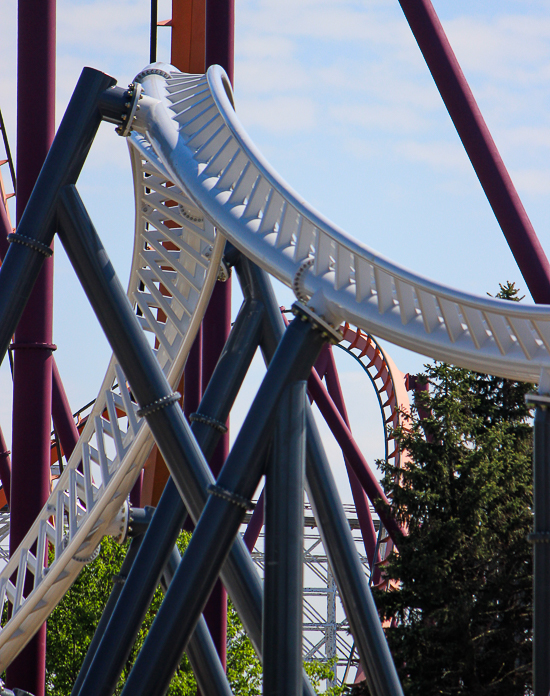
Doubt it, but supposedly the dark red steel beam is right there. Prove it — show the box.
[7,1,56,693]
[398,0,550,304]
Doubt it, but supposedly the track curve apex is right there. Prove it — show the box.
[133,62,550,383]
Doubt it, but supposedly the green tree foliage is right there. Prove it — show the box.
[44,532,341,696]
[304,658,347,696]
[226,600,262,696]
[45,533,196,696]
[376,331,534,695]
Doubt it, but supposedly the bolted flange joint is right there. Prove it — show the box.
[99,82,143,137]
[291,301,342,344]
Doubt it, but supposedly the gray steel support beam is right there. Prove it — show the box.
[264,381,306,696]
[532,401,550,696]
[71,296,263,696]
[0,68,118,366]
[56,188,316,696]
[162,547,234,696]
[119,309,329,696]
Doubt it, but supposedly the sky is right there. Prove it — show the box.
[1,0,550,502]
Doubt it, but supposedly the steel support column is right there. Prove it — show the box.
[119,309,328,696]
[8,2,56,689]
[72,294,263,696]
[203,0,235,665]
[398,0,550,303]
[57,187,316,696]
[531,396,550,696]
[264,381,307,696]
[0,68,118,365]
[230,249,404,696]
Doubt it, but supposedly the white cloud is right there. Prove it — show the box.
[238,95,317,132]
[331,102,431,134]
[445,14,550,84]
[396,139,471,173]
[510,168,550,196]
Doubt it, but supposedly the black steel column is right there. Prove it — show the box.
[264,381,306,696]
[57,189,316,696]
[231,249,404,696]
[0,68,119,366]
[531,397,550,696]
[304,409,403,696]
[118,310,330,696]
[72,298,263,696]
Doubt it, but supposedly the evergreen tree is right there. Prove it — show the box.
[376,285,534,696]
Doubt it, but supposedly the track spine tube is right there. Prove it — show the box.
[119,313,328,696]
[232,252,404,696]
[0,68,117,369]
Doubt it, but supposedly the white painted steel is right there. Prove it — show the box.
[134,62,550,383]
[0,125,224,669]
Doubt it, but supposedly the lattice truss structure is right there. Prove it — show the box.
[245,503,382,686]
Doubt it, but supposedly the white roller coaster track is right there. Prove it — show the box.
[134,62,550,384]
[0,115,224,669]
[2,56,549,669]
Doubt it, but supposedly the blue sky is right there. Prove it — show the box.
[1,0,550,495]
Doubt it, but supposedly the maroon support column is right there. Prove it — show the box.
[7,2,56,694]
[398,0,550,304]
[201,0,234,672]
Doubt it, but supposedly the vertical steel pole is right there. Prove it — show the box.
[264,381,306,696]
[398,0,550,303]
[0,202,12,507]
[231,252,403,696]
[7,2,56,692]
[531,396,550,696]
[119,312,328,696]
[150,0,158,63]
[56,198,316,696]
[202,0,235,668]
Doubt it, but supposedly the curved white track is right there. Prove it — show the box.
[0,118,224,669]
[134,63,550,384]
[2,57,548,668]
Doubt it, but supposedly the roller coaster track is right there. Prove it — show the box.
[337,326,410,586]
[138,64,550,384]
[2,59,549,670]
[339,325,410,471]
[0,126,224,670]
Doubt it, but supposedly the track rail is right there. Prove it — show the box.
[2,54,546,668]
[0,134,224,669]
[338,326,410,587]
[134,63,550,383]
[339,325,410,471]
